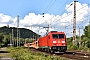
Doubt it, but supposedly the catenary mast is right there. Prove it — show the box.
[17,15,19,47]
[73,0,77,45]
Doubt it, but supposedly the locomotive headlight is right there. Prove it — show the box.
[53,41,56,43]
[62,41,65,43]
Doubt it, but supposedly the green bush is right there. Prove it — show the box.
[83,46,88,51]
[71,45,78,50]
[68,45,78,50]
[78,46,83,50]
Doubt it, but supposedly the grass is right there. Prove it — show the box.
[7,47,67,60]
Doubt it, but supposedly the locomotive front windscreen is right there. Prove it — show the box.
[52,34,64,39]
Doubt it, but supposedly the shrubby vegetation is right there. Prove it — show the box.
[7,47,67,60]
[0,33,10,47]
[67,24,90,51]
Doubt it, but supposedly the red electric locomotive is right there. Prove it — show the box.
[38,31,67,53]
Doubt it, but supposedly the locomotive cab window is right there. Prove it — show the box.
[52,34,64,39]
[59,34,64,38]
[52,34,58,38]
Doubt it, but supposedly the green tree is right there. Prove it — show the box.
[83,24,90,48]
[84,24,90,39]
[0,33,4,47]
[0,33,10,47]
[3,35,10,47]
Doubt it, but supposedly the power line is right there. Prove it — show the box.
[65,4,89,27]
[77,4,89,11]
[42,0,71,28]
[50,2,89,27]
[65,23,73,28]
[55,0,70,15]
[78,15,90,22]
[48,0,89,39]
[50,3,73,25]
[44,0,53,12]
[35,0,72,29]
[44,0,56,13]
[35,0,70,28]
[48,0,71,24]
[36,0,56,25]
[76,4,90,25]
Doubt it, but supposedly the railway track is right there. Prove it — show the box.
[28,48,90,60]
[0,48,14,60]
[59,51,90,60]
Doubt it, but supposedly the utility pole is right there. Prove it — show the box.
[19,29,20,46]
[73,0,77,45]
[78,26,83,47]
[17,15,19,47]
[12,28,14,46]
[43,25,49,35]
[10,34,12,47]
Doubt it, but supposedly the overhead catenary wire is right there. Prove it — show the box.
[44,0,56,13]
[53,2,90,35]
[30,1,89,36]
[36,0,70,28]
[43,0,71,28]
[55,0,70,15]
[35,0,56,26]
[50,2,89,35]
[50,3,73,26]
[34,0,72,30]
[47,0,71,28]
[75,4,90,25]
[72,5,90,26]
[48,0,70,21]
[76,14,90,25]
[43,0,73,31]
[77,4,89,11]
[50,3,89,27]
[44,0,53,13]
[65,14,90,36]
[53,1,89,37]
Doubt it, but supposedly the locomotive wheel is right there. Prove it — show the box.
[38,48,41,51]
[44,48,47,52]
[46,49,50,53]
[50,50,54,54]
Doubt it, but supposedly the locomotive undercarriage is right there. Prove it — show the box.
[38,46,67,53]
[51,46,67,52]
